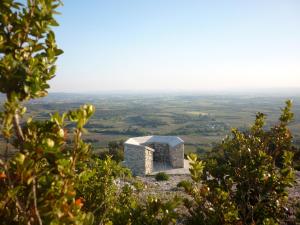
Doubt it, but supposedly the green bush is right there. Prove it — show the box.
[0,1,179,224]
[76,156,179,225]
[108,140,124,162]
[177,180,192,192]
[98,140,125,163]
[293,147,300,171]
[0,1,298,225]
[294,164,300,171]
[155,172,170,181]
[0,1,95,223]
[182,101,295,225]
[0,0,177,225]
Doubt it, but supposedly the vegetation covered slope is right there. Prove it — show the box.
[0,1,299,225]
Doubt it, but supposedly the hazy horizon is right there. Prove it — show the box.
[51,0,300,92]
[47,87,300,97]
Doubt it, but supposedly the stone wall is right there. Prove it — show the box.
[124,138,184,175]
[147,143,170,164]
[146,142,184,169]
[124,144,145,175]
[124,144,154,175]
[169,143,184,168]
[144,147,154,174]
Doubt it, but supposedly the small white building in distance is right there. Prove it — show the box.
[124,136,184,175]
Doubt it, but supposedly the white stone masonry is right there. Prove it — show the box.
[124,136,184,175]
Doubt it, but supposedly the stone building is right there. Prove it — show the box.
[123,136,184,175]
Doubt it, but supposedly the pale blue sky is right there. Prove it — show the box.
[50,0,300,93]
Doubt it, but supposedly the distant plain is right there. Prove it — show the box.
[1,93,300,154]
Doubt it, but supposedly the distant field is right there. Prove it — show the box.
[1,93,300,155]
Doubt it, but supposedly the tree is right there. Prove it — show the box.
[0,2,181,224]
[108,140,124,162]
[0,1,94,224]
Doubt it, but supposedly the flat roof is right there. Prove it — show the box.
[124,135,184,148]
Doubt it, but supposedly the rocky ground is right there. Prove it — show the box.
[138,171,300,199]
[287,171,300,224]
[136,174,191,194]
[134,171,300,224]
[288,171,300,203]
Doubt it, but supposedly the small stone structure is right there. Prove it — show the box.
[124,136,184,175]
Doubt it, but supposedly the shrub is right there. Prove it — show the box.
[108,140,124,162]
[98,141,124,162]
[294,164,300,171]
[124,196,180,225]
[0,1,180,224]
[0,1,95,223]
[76,156,180,225]
[293,147,300,171]
[177,180,192,192]
[155,172,170,181]
[75,156,132,224]
[182,101,295,225]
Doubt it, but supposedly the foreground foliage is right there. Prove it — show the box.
[75,156,180,225]
[0,1,298,225]
[0,0,95,223]
[99,140,125,163]
[0,1,179,224]
[182,101,295,225]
